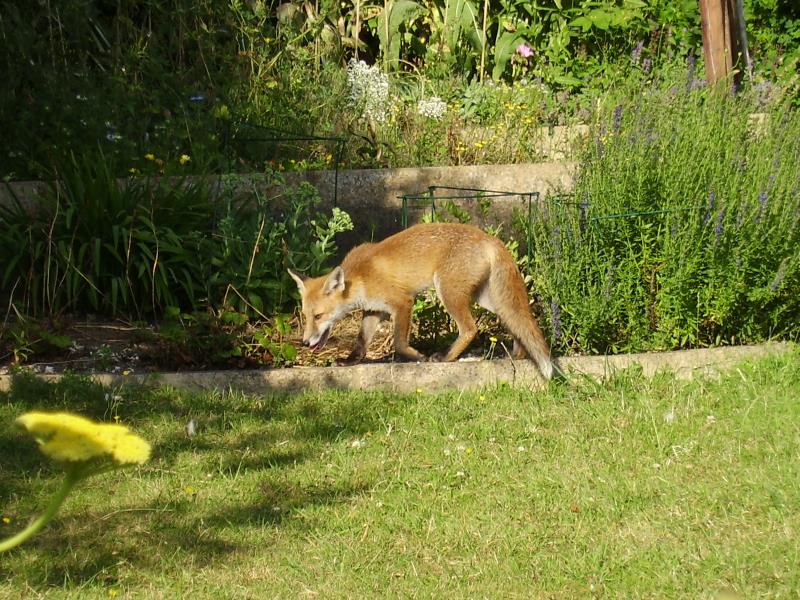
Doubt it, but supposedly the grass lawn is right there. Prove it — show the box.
[1,349,799,598]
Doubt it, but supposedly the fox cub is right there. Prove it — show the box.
[289,222,554,379]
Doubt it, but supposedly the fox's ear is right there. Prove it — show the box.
[323,266,346,295]
[288,268,306,293]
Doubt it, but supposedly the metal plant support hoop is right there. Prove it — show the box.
[400,186,540,261]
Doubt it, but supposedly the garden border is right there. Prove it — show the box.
[0,343,790,395]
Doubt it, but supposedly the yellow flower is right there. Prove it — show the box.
[144,153,155,161]
[179,154,191,165]
[16,412,151,465]
[1,517,10,525]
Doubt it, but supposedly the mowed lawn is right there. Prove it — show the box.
[1,350,799,599]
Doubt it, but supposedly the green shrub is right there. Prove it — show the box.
[1,149,215,317]
[208,173,353,317]
[526,67,800,354]
[0,152,352,321]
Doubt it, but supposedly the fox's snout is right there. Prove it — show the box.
[303,322,332,352]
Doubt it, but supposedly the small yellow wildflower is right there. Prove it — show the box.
[179,154,191,165]
[16,412,151,465]
[144,153,155,161]
[128,167,140,175]
[473,141,485,149]
[489,336,498,343]
[1,517,10,525]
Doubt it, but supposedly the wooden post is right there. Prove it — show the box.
[699,0,749,88]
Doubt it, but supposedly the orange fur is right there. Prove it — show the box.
[289,223,553,379]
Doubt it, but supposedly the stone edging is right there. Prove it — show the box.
[0,343,791,396]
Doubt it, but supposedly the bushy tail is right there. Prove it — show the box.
[489,244,555,380]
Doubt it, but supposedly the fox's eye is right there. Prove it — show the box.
[313,313,323,321]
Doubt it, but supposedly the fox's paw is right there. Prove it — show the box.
[335,352,365,366]
[429,352,447,362]
[393,351,426,363]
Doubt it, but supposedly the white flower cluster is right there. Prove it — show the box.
[417,96,447,120]
[347,59,390,123]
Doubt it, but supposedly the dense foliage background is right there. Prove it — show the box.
[1,0,798,180]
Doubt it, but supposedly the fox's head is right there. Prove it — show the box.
[288,267,349,352]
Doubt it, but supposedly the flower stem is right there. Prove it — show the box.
[0,469,81,553]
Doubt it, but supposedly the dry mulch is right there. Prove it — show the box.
[0,313,399,376]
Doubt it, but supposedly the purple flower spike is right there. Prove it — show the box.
[714,210,724,243]
[757,191,768,223]
[612,106,623,132]
[770,261,786,292]
[631,41,644,65]
[579,197,589,232]
[704,190,716,224]
[550,300,562,343]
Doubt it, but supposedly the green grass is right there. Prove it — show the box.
[2,350,799,598]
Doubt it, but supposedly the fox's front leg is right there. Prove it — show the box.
[337,311,387,365]
[392,298,426,362]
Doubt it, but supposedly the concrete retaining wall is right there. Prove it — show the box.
[0,162,576,244]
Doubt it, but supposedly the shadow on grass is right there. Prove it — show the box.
[9,474,371,589]
[1,371,388,588]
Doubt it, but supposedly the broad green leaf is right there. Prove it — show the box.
[377,0,423,70]
[570,16,592,33]
[554,74,583,86]
[588,9,612,31]
[492,30,523,81]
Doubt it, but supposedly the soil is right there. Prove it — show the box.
[0,313,400,376]
[1,311,505,376]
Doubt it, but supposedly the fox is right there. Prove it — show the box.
[288,222,554,380]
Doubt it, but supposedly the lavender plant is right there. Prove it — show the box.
[526,67,800,354]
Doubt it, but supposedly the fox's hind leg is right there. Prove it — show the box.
[430,273,480,362]
[511,339,528,359]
